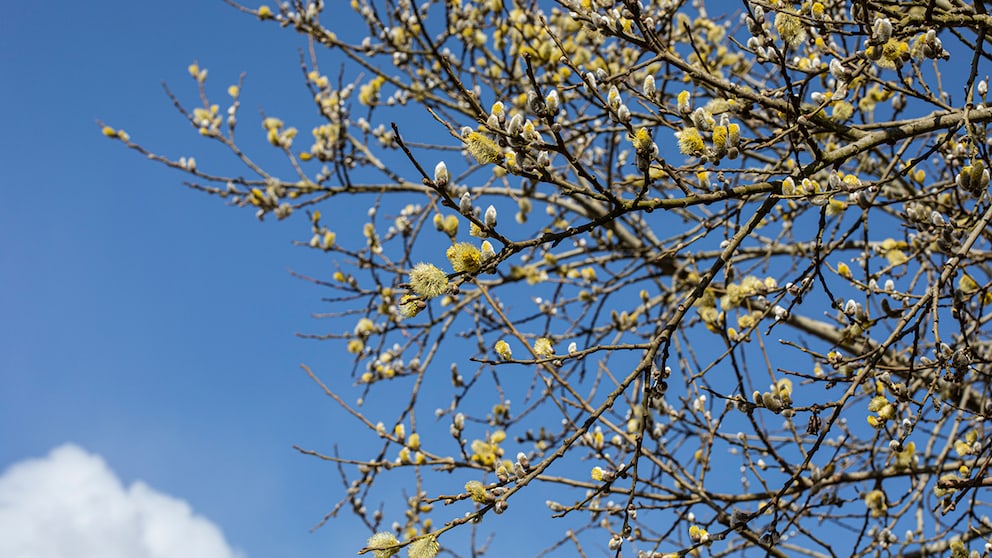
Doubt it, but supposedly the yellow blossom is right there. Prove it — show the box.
[464,480,491,503]
[774,11,806,48]
[677,90,692,114]
[494,339,512,360]
[712,125,728,150]
[885,249,908,266]
[950,540,969,558]
[867,396,888,413]
[676,127,705,157]
[409,263,449,299]
[354,318,375,336]
[533,337,554,358]
[631,127,653,151]
[727,123,740,146]
[776,378,793,399]
[464,131,502,164]
[446,242,482,273]
[868,395,896,422]
[321,231,335,250]
[469,435,504,466]
[688,524,709,543]
[399,294,426,319]
[837,261,852,279]
[737,312,758,329]
[366,532,401,558]
[826,198,846,216]
[959,273,979,294]
[408,535,439,558]
[872,38,910,69]
[193,105,219,127]
[359,76,386,106]
[864,489,887,517]
[893,441,916,470]
[441,215,459,237]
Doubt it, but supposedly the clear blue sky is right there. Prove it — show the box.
[1,3,375,557]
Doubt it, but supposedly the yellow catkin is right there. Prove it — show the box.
[464,132,502,164]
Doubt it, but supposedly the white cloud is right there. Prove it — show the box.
[0,444,243,558]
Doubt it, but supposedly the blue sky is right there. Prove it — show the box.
[2,3,368,557]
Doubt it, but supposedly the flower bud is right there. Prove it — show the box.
[545,90,560,115]
[484,205,497,228]
[642,74,656,97]
[752,4,764,23]
[872,17,892,43]
[584,71,597,91]
[677,90,692,115]
[507,113,524,136]
[829,58,849,81]
[494,340,512,360]
[434,161,449,187]
[607,85,621,110]
[616,104,630,122]
[516,451,530,470]
[480,240,495,262]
